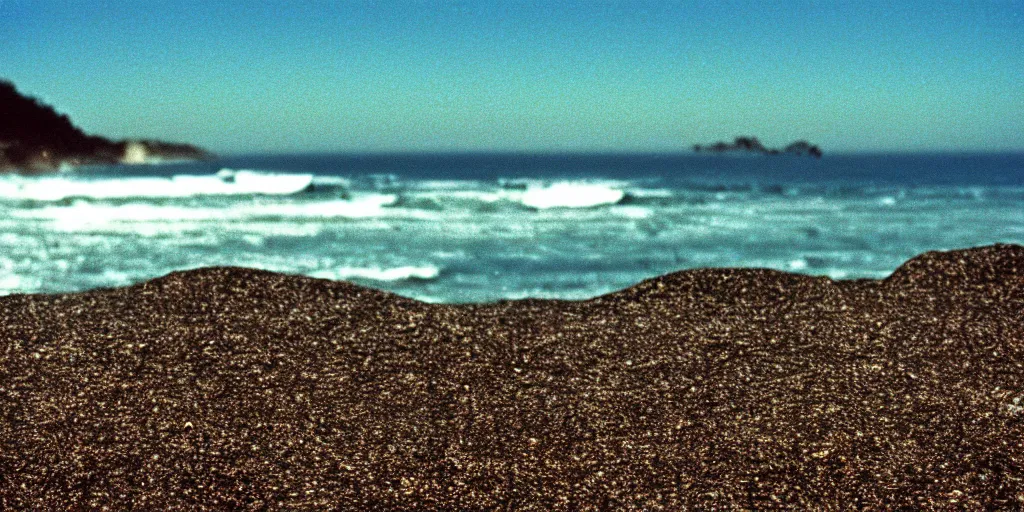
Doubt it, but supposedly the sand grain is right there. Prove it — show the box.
[0,245,1022,509]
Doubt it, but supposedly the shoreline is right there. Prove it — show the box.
[1,244,1022,508]
[1,243,1020,303]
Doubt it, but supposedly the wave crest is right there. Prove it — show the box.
[312,265,441,282]
[0,169,313,201]
[516,182,626,209]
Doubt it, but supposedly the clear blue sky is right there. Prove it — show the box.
[2,1,1022,154]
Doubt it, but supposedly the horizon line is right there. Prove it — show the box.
[214,149,1024,159]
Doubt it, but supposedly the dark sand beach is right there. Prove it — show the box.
[0,244,1021,509]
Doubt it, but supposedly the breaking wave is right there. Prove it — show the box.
[12,194,405,226]
[0,169,313,201]
[311,265,441,282]
[515,182,626,209]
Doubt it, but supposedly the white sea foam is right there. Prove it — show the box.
[626,188,674,198]
[13,194,405,228]
[386,185,648,214]
[611,206,653,219]
[0,273,38,294]
[310,175,352,187]
[312,265,441,282]
[0,169,313,201]
[412,180,484,191]
[788,258,809,270]
[346,178,650,212]
[214,169,314,195]
[516,182,626,209]
[251,194,400,219]
[428,190,505,203]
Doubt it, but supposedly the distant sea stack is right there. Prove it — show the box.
[693,136,823,158]
[0,79,212,173]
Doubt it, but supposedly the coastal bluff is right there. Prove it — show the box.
[0,80,210,173]
[0,245,1021,509]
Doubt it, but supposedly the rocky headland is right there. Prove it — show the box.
[0,80,211,173]
[0,244,1021,509]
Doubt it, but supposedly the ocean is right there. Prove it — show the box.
[1,153,1021,303]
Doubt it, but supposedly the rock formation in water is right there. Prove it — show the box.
[0,79,211,173]
[693,136,823,158]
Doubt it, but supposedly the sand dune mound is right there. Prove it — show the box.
[1,245,1022,509]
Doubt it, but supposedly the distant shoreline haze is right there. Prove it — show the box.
[0,80,211,173]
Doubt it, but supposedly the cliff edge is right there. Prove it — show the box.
[0,80,212,173]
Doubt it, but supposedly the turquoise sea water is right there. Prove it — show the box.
[1,153,1021,302]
